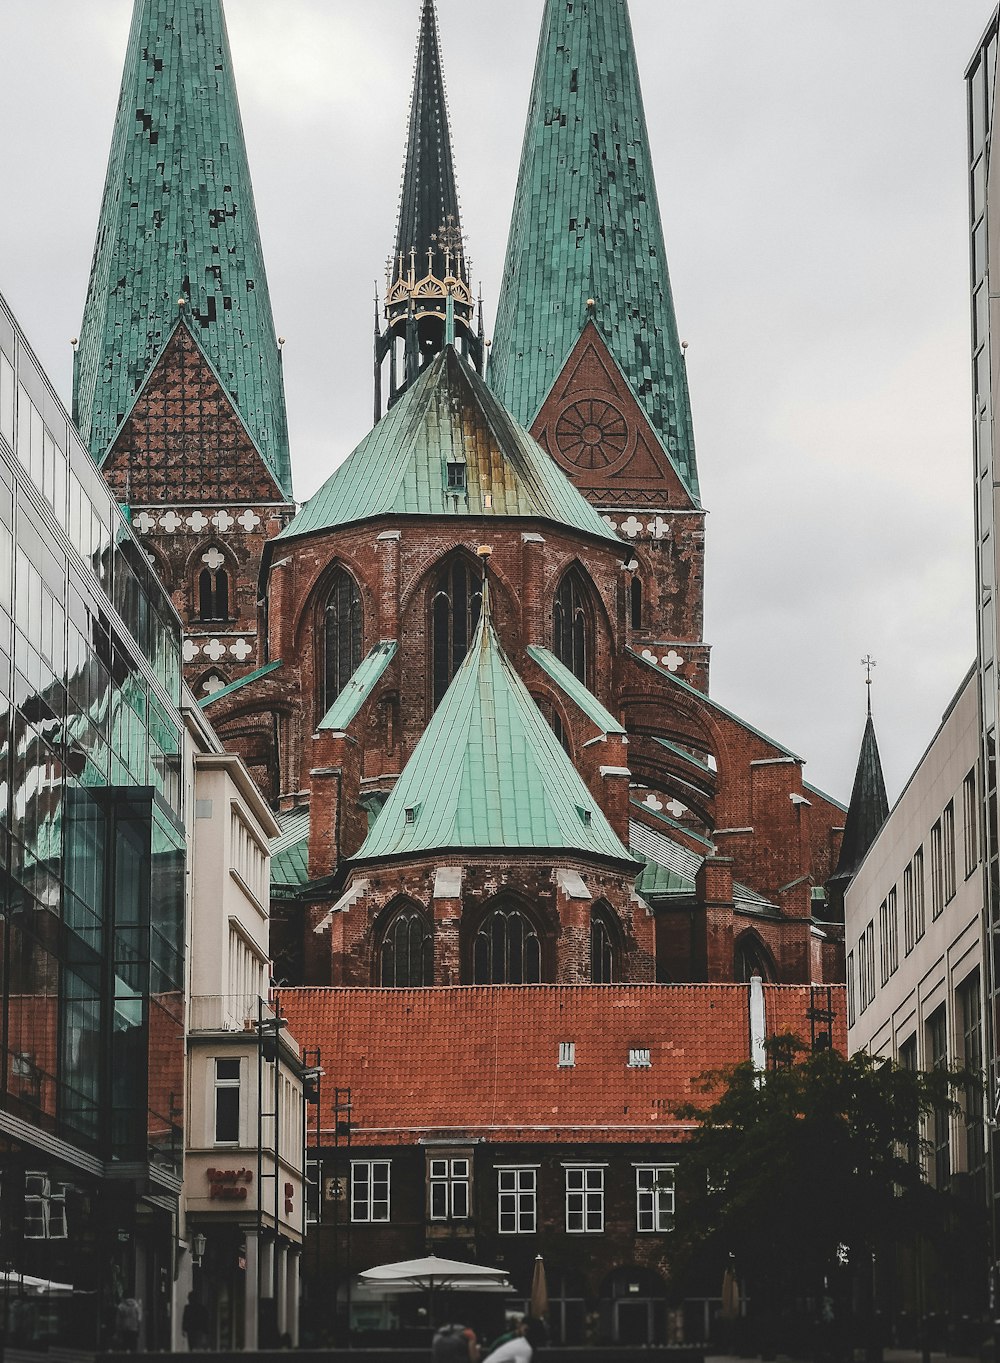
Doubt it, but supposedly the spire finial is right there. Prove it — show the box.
[861,655,876,716]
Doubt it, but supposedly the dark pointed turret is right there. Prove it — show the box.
[827,683,889,911]
[488,0,698,501]
[74,0,292,498]
[375,0,482,418]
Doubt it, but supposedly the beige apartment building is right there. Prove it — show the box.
[845,669,987,1200]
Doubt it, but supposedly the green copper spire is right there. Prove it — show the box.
[488,0,698,500]
[354,569,633,866]
[75,0,292,498]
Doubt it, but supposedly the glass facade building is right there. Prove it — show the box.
[0,290,185,1350]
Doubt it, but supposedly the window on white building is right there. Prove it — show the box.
[635,1165,675,1232]
[351,1160,390,1222]
[943,800,956,904]
[214,1057,241,1144]
[565,1166,604,1233]
[930,820,944,920]
[963,768,978,877]
[497,1166,536,1234]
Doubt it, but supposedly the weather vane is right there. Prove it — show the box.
[861,655,876,714]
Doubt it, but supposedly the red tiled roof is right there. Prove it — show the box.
[279,983,846,1147]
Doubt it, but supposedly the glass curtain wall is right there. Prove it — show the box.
[0,291,185,1349]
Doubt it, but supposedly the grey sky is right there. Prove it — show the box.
[0,1,992,806]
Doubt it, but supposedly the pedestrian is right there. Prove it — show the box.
[115,1296,142,1352]
[484,1317,545,1362]
[432,1321,480,1361]
[182,1291,210,1350]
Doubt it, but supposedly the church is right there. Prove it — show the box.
[68,0,862,1343]
[77,0,853,993]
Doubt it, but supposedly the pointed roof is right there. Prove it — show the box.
[394,0,464,284]
[278,347,622,547]
[74,0,292,498]
[353,573,633,866]
[488,0,698,500]
[829,711,889,887]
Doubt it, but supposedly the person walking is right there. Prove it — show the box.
[484,1317,545,1361]
[432,1321,480,1361]
[115,1296,142,1351]
[182,1291,210,1350]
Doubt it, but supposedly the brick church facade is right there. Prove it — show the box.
[67,0,863,1342]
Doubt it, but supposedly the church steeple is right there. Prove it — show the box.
[488,0,698,501]
[74,0,292,499]
[375,0,482,419]
[827,671,890,910]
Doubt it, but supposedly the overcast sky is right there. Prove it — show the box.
[0,1,993,807]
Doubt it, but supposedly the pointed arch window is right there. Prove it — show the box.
[473,904,541,984]
[590,906,619,983]
[323,569,363,711]
[432,557,481,709]
[734,933,776,984]
[630,576,643,631]
[197,549,230,622]
[553,568,591,684]
[378,904,433,988]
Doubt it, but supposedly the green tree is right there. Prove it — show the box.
[672,1036,984,1356]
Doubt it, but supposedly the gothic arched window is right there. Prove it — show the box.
[473,904,542,984]
[379,904,433,987]
[734,933,776,984]
[630,576,643,631]
[198,565,229,621]
[323,569,363,711]
[590,906,619,983]
[432,557,481,708]
[553,568,592,684]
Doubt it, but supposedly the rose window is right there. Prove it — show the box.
[554,400,628,470]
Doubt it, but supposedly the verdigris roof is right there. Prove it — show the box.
[270,807,310,891]
[488,0,698,501]
[75,0,291,498]
[526,646,625,736]
[318,643,398,732]
[280,347,621,547]
[354,578,633,865]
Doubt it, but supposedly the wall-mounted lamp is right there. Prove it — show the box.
[191,1233,207,1264]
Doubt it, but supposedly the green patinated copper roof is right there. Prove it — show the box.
[354,578,633,865]
[630,817,776,913]
[280,347,622,547]
[75,0,292,497]
[199,660,282,709]
[318,642,398,732]
[270,806,310,890]
[488,0,698,501]
[526,646,625,735]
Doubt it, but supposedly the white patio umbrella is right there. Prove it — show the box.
[0,1271,75,1297]
[359,1255,510,1320]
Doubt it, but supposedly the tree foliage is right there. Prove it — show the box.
[671,1035,979,1325]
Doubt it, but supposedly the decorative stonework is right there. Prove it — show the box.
[554,398,629,472]
[184,634,256,663]
[127,506,273,536]
[640,647,684,673]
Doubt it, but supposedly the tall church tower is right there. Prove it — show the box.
[489,0,706,680]
[74,0,295,709]
[375,0,484,418]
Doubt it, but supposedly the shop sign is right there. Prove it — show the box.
[207,1167,254,1201]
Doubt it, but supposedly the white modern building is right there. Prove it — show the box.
[845,668,986,1200]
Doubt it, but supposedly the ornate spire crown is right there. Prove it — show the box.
[375,0,483,419]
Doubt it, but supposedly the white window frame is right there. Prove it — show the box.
[24,1172,68,1240]
[565,1164,605,1233]
[428,1157,470,1221]
[351,1160,391,1223]
[635,1164,676,1233]
[214,1056,241,1145]
[497,1165,537,1234]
